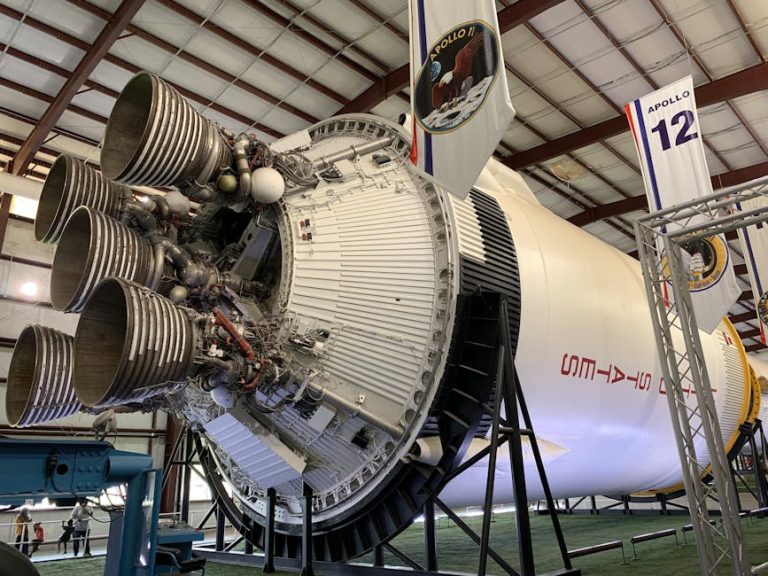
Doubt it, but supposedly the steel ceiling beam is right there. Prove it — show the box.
[739,291,753,303]
[0,76,107,124]
[505,62,768,171]
[0,4,286,141]
[567,160,768,226]
[149,0,347,106]
[0,121,97,162]
[731,311,757,325]
[0,193,11,254]
[504,63,632,200]
[504,16,647,236]
[271,0,392,74]
[66,0,306,131]
[523,168,636,242]
[10,0,146,176]
[240,0,380,83]
[647,0,768,163]
[338,0,568,114]
[0,41,118,99]
[726,0,764,61]
[0,39,281,140]
[345,0,407,41]
[739,327,762,340]
[573,0,732,171]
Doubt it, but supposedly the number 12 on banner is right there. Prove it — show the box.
[650,110,698,151]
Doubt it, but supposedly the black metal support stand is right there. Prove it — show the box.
[301,483,314,576]
[373,545,384,567]
[263,487,277,574]
[195,502,217,531]
[731,420,768,511]
[424,499,438,572]
[180,428,194,523]
[749,420,768,508]
[659,494,669,516]
[473,297,574,576]
[439,294,578,576]
[215,500,226,551]
[244,514,254,555]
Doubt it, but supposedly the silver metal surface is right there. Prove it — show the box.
[5,325,79,427]
[101,72,231,187]
[51,206,154,312]
[634,178,768,576]
[73,277,197,407]
[35,155,128,243]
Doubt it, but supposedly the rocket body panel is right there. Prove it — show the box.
[442,173,751,501]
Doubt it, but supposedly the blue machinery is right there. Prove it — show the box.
[0,438,162,576]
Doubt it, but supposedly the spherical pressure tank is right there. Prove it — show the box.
[250,167,285,204]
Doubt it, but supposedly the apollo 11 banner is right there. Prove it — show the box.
[737,195,768,345]
[625,76,741,333]
[408,0,516,199]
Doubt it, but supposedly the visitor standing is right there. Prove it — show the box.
[71,500,93,557]
[14,506,31,556]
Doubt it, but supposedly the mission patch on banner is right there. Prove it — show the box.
[413,21,500,133]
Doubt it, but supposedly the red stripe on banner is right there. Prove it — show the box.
[760,322,766,345]
[410,115,418,165]
[624,102,640,148]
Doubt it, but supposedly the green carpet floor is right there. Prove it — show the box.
[34,511,768,575]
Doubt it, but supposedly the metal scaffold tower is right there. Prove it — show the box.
[634,175,768,576]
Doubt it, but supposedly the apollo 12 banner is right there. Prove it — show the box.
[408,0,516,198]
[737,195,768,344]
[625,76,740,333]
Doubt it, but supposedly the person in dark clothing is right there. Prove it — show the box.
[58,519,75,553]
[14,507,31,557]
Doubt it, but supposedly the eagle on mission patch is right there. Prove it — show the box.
[432,33,487,109]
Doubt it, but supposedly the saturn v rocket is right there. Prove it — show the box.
[4,71,761,560]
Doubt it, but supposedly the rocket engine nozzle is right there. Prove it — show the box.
[6,325,80,427]
[51,206,155,312]
[101,72,231,188]
[73,277,197,407]
[35,155,128,243]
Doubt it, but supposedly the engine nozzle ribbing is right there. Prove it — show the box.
[101,72,231,187]
[73,278,197,407]
[6,326,80,427]
[35,155,129,243]
[51,206,154,312]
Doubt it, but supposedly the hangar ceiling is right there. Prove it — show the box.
[0,0,765,352]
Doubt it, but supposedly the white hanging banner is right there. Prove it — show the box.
[737,195,768,345]
[625,76,741,333]
[408,0,515,199]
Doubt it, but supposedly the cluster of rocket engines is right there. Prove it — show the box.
[4,70,766,559]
